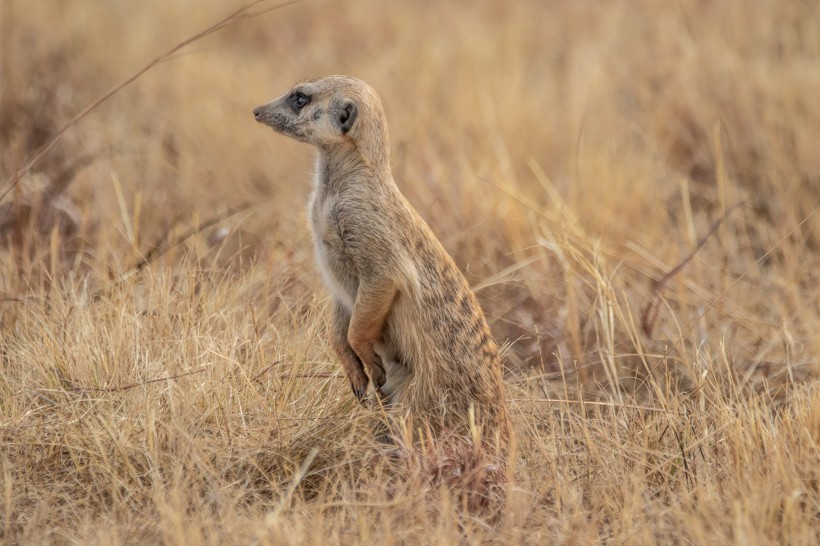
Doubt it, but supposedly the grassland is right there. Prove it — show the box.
[1,0,819,543]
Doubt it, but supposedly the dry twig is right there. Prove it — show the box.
[641,200,746,337]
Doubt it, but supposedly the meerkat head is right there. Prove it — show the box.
[254,75,389,163]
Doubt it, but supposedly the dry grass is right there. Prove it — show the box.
[1,0,819,543]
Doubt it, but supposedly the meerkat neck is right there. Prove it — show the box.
[317,145,392,192]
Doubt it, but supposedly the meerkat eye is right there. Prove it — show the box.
[290,91,311,112]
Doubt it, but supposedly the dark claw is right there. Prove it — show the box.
[351,382,368,403]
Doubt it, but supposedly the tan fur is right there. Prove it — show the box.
[254,76,508,441]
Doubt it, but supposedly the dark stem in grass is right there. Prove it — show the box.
[65,367,209,393]
[95,200,254,299]
[641,199,746,337]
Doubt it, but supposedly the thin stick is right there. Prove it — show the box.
[508,397,678,414]
[87,201,254,302]
[251,360,283,381]
[278,372,341,380]
[64,367,209,393]
[0,0,301,204]
[641,199,746,337]
[99,200,254,295]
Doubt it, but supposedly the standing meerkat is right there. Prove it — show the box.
[253,75,508,442]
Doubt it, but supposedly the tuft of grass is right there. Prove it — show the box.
[1,0,819,543]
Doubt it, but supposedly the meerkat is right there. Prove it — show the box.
[253,76,508,442]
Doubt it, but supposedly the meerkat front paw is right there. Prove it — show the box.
[349,368,370,403]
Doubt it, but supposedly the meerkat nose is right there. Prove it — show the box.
[253,107,261,119]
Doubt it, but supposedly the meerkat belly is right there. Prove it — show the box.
[311,197,358,309]
[313,239,357,308]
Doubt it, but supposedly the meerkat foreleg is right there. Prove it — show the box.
[347,277,396,396]
[330,300,371,402]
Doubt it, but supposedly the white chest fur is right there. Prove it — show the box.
[309,165,357,310]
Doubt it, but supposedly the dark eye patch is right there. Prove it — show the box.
[289,91,311,112]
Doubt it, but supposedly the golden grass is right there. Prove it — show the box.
[1,0,819,543]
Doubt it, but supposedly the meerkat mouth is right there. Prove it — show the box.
[253,106,308,140]
[252,103,276,127]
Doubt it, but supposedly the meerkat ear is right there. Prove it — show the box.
[337,101,358,134]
